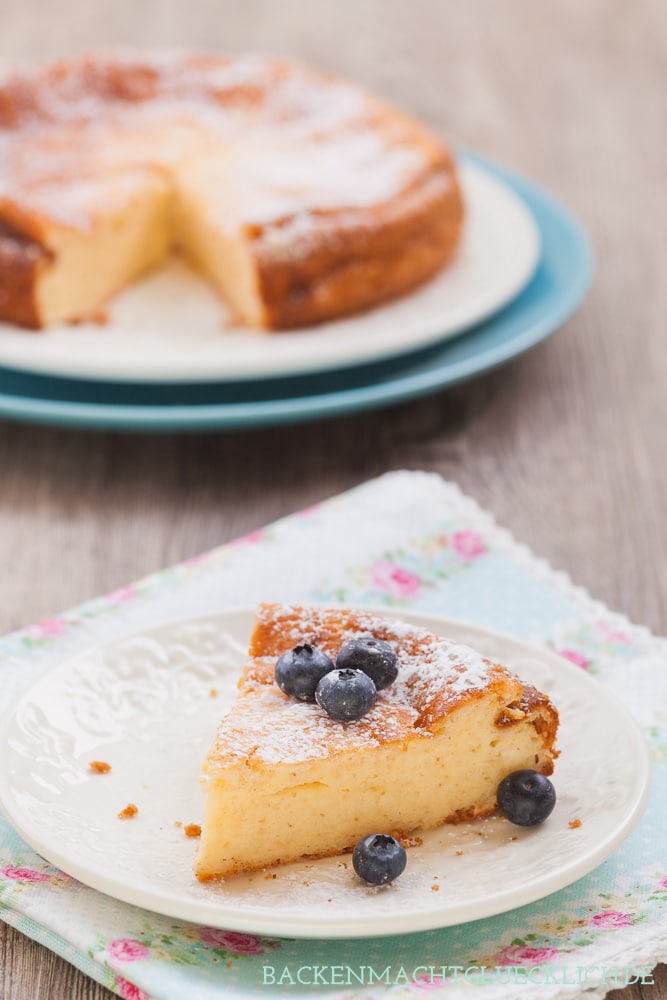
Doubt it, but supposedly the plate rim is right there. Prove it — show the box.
[0,159,540,384]
[0,604,651,939]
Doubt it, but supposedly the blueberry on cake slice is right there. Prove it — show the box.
[195,604,559,879]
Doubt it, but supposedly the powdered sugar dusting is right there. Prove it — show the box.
[209,605,498,768]
[0,52,442,234]
[211,687,415,767]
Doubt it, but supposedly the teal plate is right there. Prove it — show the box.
[0,155,592,432]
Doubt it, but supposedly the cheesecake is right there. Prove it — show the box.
[195,604,559,879]
[0,53,464,330]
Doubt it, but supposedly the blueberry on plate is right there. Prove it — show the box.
[496,769,556,826]
[336,636,398,690]
[315,668,376,721]
[274,643,334,701]
[353,833,407,885]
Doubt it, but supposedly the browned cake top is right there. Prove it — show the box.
[0,52,456,235]
[205,604,556,772]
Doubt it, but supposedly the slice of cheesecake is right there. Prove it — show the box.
[195,604,559,879]
[0,169,172,328]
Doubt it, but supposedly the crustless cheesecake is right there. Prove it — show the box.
[0,53,464,330]
[195,604,559,879]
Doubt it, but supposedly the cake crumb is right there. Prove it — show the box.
[327,897,333,903]
[89,760,111,774]
[69,307,109,326]
[118,803,138,820]
[91,308,109,326]
[431,884,440,892]
[209,688,218,698]
[396,834,423,849]
[184,824,201,839]
[455,850,464,856]
[221,314,244,331]
[174,821,182,828]
[510,836,518,842]
[569,818,582,829]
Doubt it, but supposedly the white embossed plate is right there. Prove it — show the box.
[0,162,539,383]
[0,608,650,938]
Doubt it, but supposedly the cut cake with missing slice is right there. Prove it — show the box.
[195,604,559,879]
[0,53,463,330]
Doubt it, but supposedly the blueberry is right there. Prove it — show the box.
[353,833,407,885]
[497,769,556,826]
[336,636,398,690]
[315,668,376,722]
[274,643,334,701]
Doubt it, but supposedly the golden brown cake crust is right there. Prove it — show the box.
[0,52,463,329]
[0,221,49,328]
[206,603,559,772]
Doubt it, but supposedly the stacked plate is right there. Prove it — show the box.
[0,154,592,432]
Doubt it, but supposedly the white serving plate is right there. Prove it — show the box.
[0,162,539,383]
[0,607,650,938]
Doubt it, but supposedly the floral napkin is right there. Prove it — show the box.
[0,471,665,1000]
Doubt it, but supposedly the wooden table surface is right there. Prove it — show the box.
[0,1,665,997]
